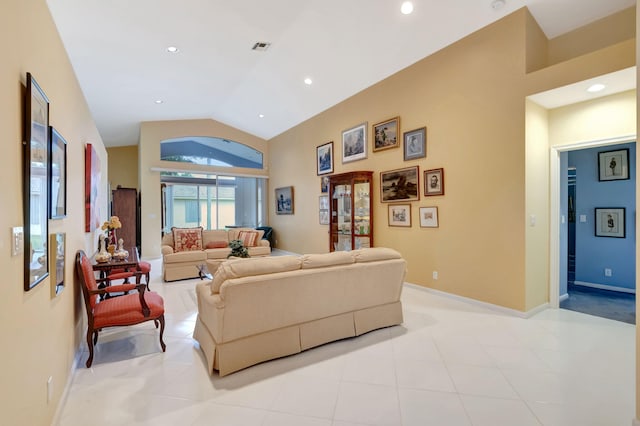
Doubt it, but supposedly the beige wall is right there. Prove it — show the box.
[107,145,139,190]
[524,100,550,311]
[1,1,108,424]
[268,8,635,312]
[138,119,268,258]
[548,90,636,144]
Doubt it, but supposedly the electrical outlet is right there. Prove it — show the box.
[432,271,438,280]
[604,268,612,277]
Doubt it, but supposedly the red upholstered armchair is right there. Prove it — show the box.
[76,251,166,367]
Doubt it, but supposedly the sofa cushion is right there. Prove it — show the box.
[211,256,302,294]
[237,230,260,247]
[228,228,264,241]
[353,247,402,262]
[301,251,355,269]
[172,227,203,252]
[206,240,228,249]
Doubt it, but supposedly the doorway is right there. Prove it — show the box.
[555,143,636,324]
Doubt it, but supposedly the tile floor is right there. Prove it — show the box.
[56,258,636,426]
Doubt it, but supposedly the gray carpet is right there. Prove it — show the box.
[560,283,635,324]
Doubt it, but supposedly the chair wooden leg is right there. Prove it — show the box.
[93,330,99,345]
[86,328,95,368]
[154,319,159,328]
[158,315,166,352]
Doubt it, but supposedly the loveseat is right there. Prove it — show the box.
[193,247,406,376]
[161,227,270,281]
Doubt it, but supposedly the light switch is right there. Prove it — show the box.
[12,226,23,256]
[579,214,587,223]
[561,215,566,224]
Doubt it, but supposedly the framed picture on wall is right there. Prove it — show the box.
[598,148,629,181]
[403,127,426,161]
[419,206,439,228]
[24,72,50,291]
[373,117,400,152]
[49,126,67,219]
[595,207,625,238]
[275,186,294,214]
[388,204,411,227]
[316,141,334,175]
[320,175,330,193]
[342,122,367,163]
[319,195,329,225]
[380,166,420,202]
[424,168,444,196]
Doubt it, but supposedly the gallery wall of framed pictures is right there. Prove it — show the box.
[315,114,446,232]
[22,72,70,292]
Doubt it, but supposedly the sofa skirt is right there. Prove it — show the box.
[193,301,403,376]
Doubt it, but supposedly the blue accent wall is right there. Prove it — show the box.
[568,142,636,290]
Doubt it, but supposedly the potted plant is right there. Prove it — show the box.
[227,239,249,258]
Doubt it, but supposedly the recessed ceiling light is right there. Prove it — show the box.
[491,0,506,10]
[166,46,179,53]
[587,83,606,93]
[258,114,265,118]
[304,77,313,85]
[155,99,163,104]
[400,1,414,15]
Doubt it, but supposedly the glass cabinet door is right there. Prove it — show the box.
[329,171,373,252]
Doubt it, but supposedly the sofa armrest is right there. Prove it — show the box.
[257,239,270,248]
[161,245,175,256]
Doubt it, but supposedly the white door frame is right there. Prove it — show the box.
[549,135,636,308]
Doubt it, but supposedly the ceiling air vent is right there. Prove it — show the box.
[252,42,271,52]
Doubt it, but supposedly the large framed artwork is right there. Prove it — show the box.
[403,127,426,161]
[342,122,367,163]
[275,186,294,215]
[598,148,629,181]
[49,126,67,219]
[373,117,400,152]
[595,207,625,238]
[85,143,101,232]
[23,72,50,291]
[317,141,334,175]
[380,166,420,202]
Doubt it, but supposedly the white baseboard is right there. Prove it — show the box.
[573,280,635,294]
[559,293,569,302]
[51,348,82,426]
[404,283,549,318]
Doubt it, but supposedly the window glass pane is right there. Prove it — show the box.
[161,173,266,231]
[160,136,263,169]
[184,199,198,222]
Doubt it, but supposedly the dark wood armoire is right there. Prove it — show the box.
[111,187,140,252]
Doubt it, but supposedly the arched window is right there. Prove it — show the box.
[160,136,263,169]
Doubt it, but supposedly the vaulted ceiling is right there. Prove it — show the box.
[46,0,636,147]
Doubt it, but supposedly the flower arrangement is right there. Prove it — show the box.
[101,216,122,247]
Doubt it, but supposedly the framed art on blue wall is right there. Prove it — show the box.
[595,207,625,238]
[598,148,629,181]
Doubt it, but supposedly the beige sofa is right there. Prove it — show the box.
[161,228,270,281]
[193,247,406,376]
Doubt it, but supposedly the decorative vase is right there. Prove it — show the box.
[113,238,129,260]
[95,235,111,263]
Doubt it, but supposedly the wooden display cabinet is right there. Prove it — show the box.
[329,171,373,252]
